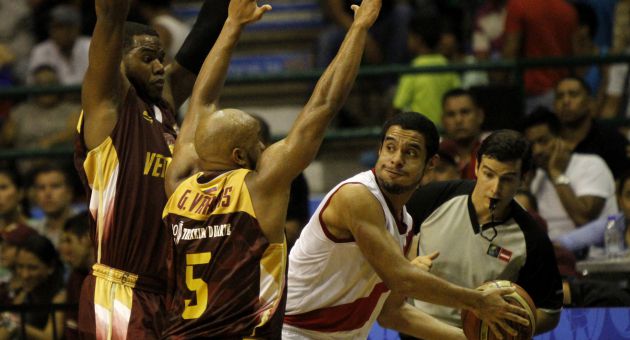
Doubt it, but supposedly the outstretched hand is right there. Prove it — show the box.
[472,287,530,339]
[228,0,272,26]
[350,0,382,29]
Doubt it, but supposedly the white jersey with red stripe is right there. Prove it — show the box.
[282,170,413,339]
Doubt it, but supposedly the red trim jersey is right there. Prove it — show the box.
[283,170,413,339]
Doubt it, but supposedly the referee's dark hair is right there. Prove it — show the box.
[380,112,439,162]
[476,130,533,177]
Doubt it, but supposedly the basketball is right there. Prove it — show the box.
[461,280,537,340]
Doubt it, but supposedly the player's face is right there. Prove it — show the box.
[375,126,429,195]
[58,232,91,269]
[474,156,522,213]
[33,171,73,217]
[554,79,591,124]
[442,95,483,142]
[15,249,52,292]
[524,124,554,168]
[0,174,21,217]
[123,35,166,102]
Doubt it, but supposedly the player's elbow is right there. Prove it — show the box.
[534,310,560,334]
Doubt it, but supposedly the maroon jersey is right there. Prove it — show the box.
[74,87,178,292]
[162,169,287,339]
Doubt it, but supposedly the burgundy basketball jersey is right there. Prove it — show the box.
[74,87,178,291]
[162,169,287,339]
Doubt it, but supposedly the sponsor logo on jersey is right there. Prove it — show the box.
[171,221,232,245]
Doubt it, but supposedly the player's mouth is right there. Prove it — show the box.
[384,168,405,177]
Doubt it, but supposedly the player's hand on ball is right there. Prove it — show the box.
[473,287,530,339]
[411,251,439,272]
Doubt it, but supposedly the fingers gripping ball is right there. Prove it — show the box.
[461,280,537,340]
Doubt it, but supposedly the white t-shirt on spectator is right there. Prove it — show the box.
[606,48,630,117]
[531,153,618,240]
[27,36,91,85]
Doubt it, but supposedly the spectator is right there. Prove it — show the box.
[0,0,34,84]
[30,164,76,247]
[553,76,630,178]
[57,212,92,340]
[503,0,578,113]
[600,0,630,119]
[252,115,310,250]
[317,0,412,66]
[574,0,617,50]
[472,0,507,62]
[0,224,37,304]
[1,65,80,148]
[419,146,461,185]
[27,4,90,85]
[393,15,461,126]
[572,2,608,95]
[0,234,65,340]
[556,170,630,256]
[439,88,485,179]
[0,168,29,232]
[137,0,191,62]
[522,107,618,240]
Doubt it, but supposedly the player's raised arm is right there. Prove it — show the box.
[81,0,130,150]
[325,183,530,339]
[253,0,381,188]
[165,0,271,196]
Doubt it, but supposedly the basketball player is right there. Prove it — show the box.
[283,113,530,339]
[74,0,229,337]
[161,0,381,337]
[406,130,563,335]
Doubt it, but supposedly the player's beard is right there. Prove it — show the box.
[377,176,421,195]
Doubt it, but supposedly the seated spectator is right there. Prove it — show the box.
[502,0,578,114]
[522,107,618,240]
[137,0,191,62]
[419,146,461,185]
[0,234,65,340]
[317,0,412,66]
[0,65,80,173]
[439,88,485,179]
[571,2,608,95]
[0,224,37,304]
[555,170,630,257]
[472,0,507,62]
[553,76,630,178]
[393,15,461,126]
[27,4,90,85]
[29,164,76,247]
[0,0,34,84]
[57,212,92,340]
[0,168,29,232]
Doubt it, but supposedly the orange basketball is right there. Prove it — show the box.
[461,280,537,340]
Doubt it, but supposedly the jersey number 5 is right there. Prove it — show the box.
[183,252,211,319]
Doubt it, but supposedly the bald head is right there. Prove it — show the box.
[194,109,262,169]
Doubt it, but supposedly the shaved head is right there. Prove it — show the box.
[194,109,262,169]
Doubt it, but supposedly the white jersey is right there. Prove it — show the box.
[283,170,413,339]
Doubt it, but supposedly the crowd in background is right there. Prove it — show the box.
[0,0,629,337]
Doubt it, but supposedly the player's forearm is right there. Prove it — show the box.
[380,302,466,340]
[290,23,368,144]
[396,267,482,312]
[189,20,243,110]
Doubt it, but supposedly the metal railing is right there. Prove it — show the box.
[1,54,629,160]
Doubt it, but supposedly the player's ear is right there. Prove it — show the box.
[232,148,248,168]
